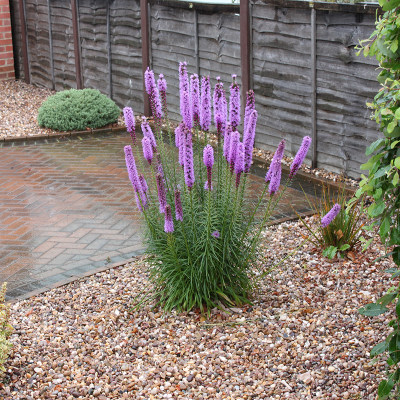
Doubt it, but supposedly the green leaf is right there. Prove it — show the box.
[391,39,399,54]
[375,165,391,179]
[374,188,383,200]
[377,379,394,398]
[391,140,400,149]
[389,229,400,246]
[322,246,337,259]
[378,292,397,306]
[393,246,400,266]
[371,341,388,357]
[380,217,391,241]
[339,244,351,251]
[369,201,386,218]
[379,0,400,11]
[388,119,398,134]
[396,301,400,318]
[395,157,400,169]
[361,154,383,171]
[389,334,400,363]
[393,172,399,186]
[366,138,385,156]
[359,303,388,316]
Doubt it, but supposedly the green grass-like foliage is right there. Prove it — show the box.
[298,181,365,259]
[0,283,13,375]
[38,88,120,131]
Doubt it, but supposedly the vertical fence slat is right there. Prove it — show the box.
[106,0,112,98]
[240,0,250,109]
[47,0,55,90]
[194,9,199,76]
[71,0,82,89]
[311,6,317,169]
[141,0,150,116]
[18,0,30,83]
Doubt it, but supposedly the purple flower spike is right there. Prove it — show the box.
[244,90,255,136]
[213,78,227,137]
[141,117,157,150]
[144,67,163,119]
[212,230,220,238]
[268,159,282,196]
[157,73,167,93]
[235,142,245,188]
[182,91,192,130]
[183,127,195,189]
[174,190,183,221]
[229,131,240,170]
[243,110,258,172]
[142,136,153,165]
[156,172,167,213]
[190,74,200,128]
[203,144,214,169]
[265,140,286,182]
[179,62,189,118]
[139,174,148,194]
[290,136,312,179]
[123,107,136,144]
[200,76,211,131]
[144,67,156,95]
[223,124,233,161]
[321,204,341,228]
[124,145,140,192]
[164,204,174,233]
[229,75,241,130]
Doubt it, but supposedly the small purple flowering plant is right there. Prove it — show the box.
[123,63,339,312]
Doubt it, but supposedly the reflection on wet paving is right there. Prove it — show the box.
[0,133,317,300]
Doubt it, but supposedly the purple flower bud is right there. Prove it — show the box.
[268,159,282,196]
[179,62,189,118]
[223,124,232,161]
[123,107,136,144]
[156,172,167,213]
[265,140,286,182]
[212,230,220,238]
[157,73,167,93]
[124,145,140,192]
[200,76,211,131]
[142,136,153,165]
[164,204,174,233]
[290,136,312,179]
[213,78,227,137]
[182,90,192,130]
[203,144,214,169]
[243,110,258,172]
[321,204,341,228]
[144,67,163,119]
[190,74,200,127]
[183,126,195,189]
[174,190,183,221]
[144,67,156,95]
[229,75,241,130]
[229,130,240,169]
[139,174,148,194]
[141,117,157,150]
[244,90,255,136]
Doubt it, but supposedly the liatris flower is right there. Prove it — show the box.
[265,140,286,182]
[243,110,258,172]
[190,74,200,127]
[141,117,157,150]
[181,90,192,130]
[228,130,240,170]
[213,77,227,137]
[268,158,282,196]
[142,136,153,165]
[203,144,214,191]
[156,153,164,178]
[164,204,174,233]
[139,174,148,194]
[174,190,183,221]
[235,142,245,188]
[156,172,167,213]
[204,181,213,191]
[200,76,211,131]
[124,145,140,192]
[144,67,163,119]
[244,90,255,136]
[223,124,232,161]
[158,73,168,114]
[123,107,136,144]
[211,230,220,238]
[179,62,189,118]
[289,136,312,179]
[321,204,341,228]
[183,127,195,189]
[229,74,240,130]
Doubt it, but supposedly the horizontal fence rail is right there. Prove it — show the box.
[9,0,381,178]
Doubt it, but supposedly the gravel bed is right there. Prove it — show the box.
[1,218,394,399]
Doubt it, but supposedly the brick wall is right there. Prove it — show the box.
[0,0,15,80]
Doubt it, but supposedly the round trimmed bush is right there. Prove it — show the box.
[38,88,121,131]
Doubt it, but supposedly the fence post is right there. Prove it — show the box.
[141,0,151,117]
[18,0,29,83]
[310,6,317,169]
[240,0,250,107]
[47,0,55,90]
[71,0,82,89]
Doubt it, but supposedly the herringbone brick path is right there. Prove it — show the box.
[0,133,315,300]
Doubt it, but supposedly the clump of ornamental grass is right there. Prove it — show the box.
[123,63,336,312]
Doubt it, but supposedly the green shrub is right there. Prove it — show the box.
[0,283,12,376]
[38,88,120,131]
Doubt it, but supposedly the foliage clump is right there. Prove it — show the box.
[0,283,13,375]
[38,88,120,131]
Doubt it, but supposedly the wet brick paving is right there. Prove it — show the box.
[0,133,316,300]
